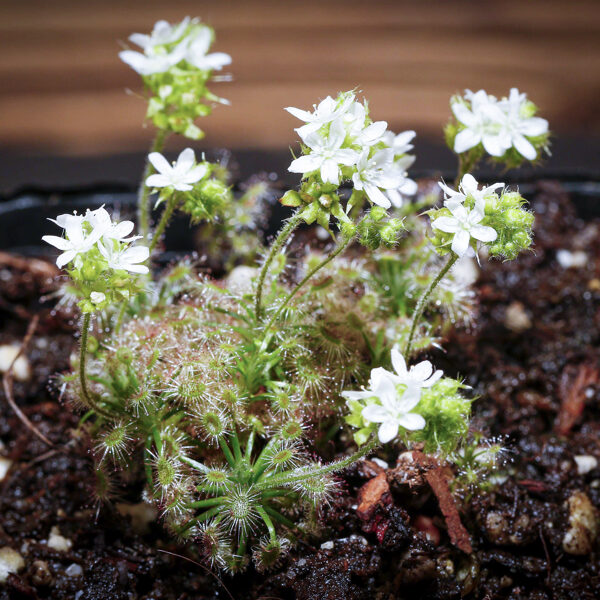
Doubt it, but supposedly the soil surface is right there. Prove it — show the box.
[0,180,599,599]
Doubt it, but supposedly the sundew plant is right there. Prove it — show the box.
[42,18,549,572]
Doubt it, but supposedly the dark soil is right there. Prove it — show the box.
[1,180,599,599]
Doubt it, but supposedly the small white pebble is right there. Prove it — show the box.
[224,266,258,294]
[47,526,73,552]
[0,345,30,382]
[65,563,83,577]
[320,541,334,550]
[0,547,25,583]
[371,457,389,469]
[0,457,12,482]
[116,502,157,534]
[316,226,330,241]
[504,301,532,332]
[556,249,587,269]
[574,455,598,475]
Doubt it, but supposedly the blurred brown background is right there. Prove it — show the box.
[1,0,599,190]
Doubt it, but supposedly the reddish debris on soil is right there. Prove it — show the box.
[355,471,390,520]
[555,364,599,435]
[425,466,473,554]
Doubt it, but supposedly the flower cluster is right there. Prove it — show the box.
[428,174,533,259]
[446,88,549,165]
[343,346,469,454]
[145,148,232,224]
[120,18,232,139]
[42,208,149,311]
[287,91,417,210]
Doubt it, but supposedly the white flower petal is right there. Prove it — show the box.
[362,404,390,424]
[470,224,497,243]
[454,128,481,153]
[396,412,426,431]
[148,152,172,175]
[451,229,471,257]
[288,154,321,174]
[513,134,537,160]
[42,235,71,251]
[378,420,399,443]
[431,216,459,234]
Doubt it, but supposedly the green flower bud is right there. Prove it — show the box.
[81,261,102,281]
[369,206,387,222]
[280,190,302,207]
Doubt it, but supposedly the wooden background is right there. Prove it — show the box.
[1,0,599,156]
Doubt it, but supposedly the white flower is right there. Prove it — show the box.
[184,25,232,71]
[352,149,406,208]
[497,88,549,160]
[90,292,106,305]
[285,93,355,137]
[342,102,387,147]
[431,204,497,257]
[119,41,188,76]
[342,366,395,403]
[85,207,139,243]
[288,119,358,185]
[98,242,149,274]
[439,174,504,213]
[360,380,426,443]
[451,90,508,156]
[387,346,443,402]
[119,18,191,76]
[146,148,208,191]
[382,130,416,156]
[42,213,103,269]
[128,18,191,51]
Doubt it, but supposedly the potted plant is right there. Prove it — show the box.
[1,16,597,599]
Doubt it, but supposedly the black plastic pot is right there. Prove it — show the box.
[0,174,598,260]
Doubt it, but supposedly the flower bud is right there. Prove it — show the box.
[280,190,302,207]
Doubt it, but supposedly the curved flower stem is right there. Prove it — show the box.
[254,209,303,321]
[404,253,458,358]
[79,313,112,419]
[256,436,378,491]
[148,192,179,254]
[454,153,478,188]
[263,233,354,333]
[138,129,168,243]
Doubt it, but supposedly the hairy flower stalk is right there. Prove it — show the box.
[79,313,112,419]
[263,229,357,332]
[149,192,179,254]
[254,209,303,321]
[404,253,457,358]
[138,129,168,242]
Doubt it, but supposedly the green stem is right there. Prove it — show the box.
[138,129,167,242]
[79,313,112,419]
[454,153,478,188]
[219,437,237,468]
[256,436,378,491]
[263,233,354,333]
[149,192,179,254]
[254,209,303,321]
[189,497,226,509]
[257,506,277,542]
[263,506,297,529]
[404,253,458,358]
[230,428,242,462]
